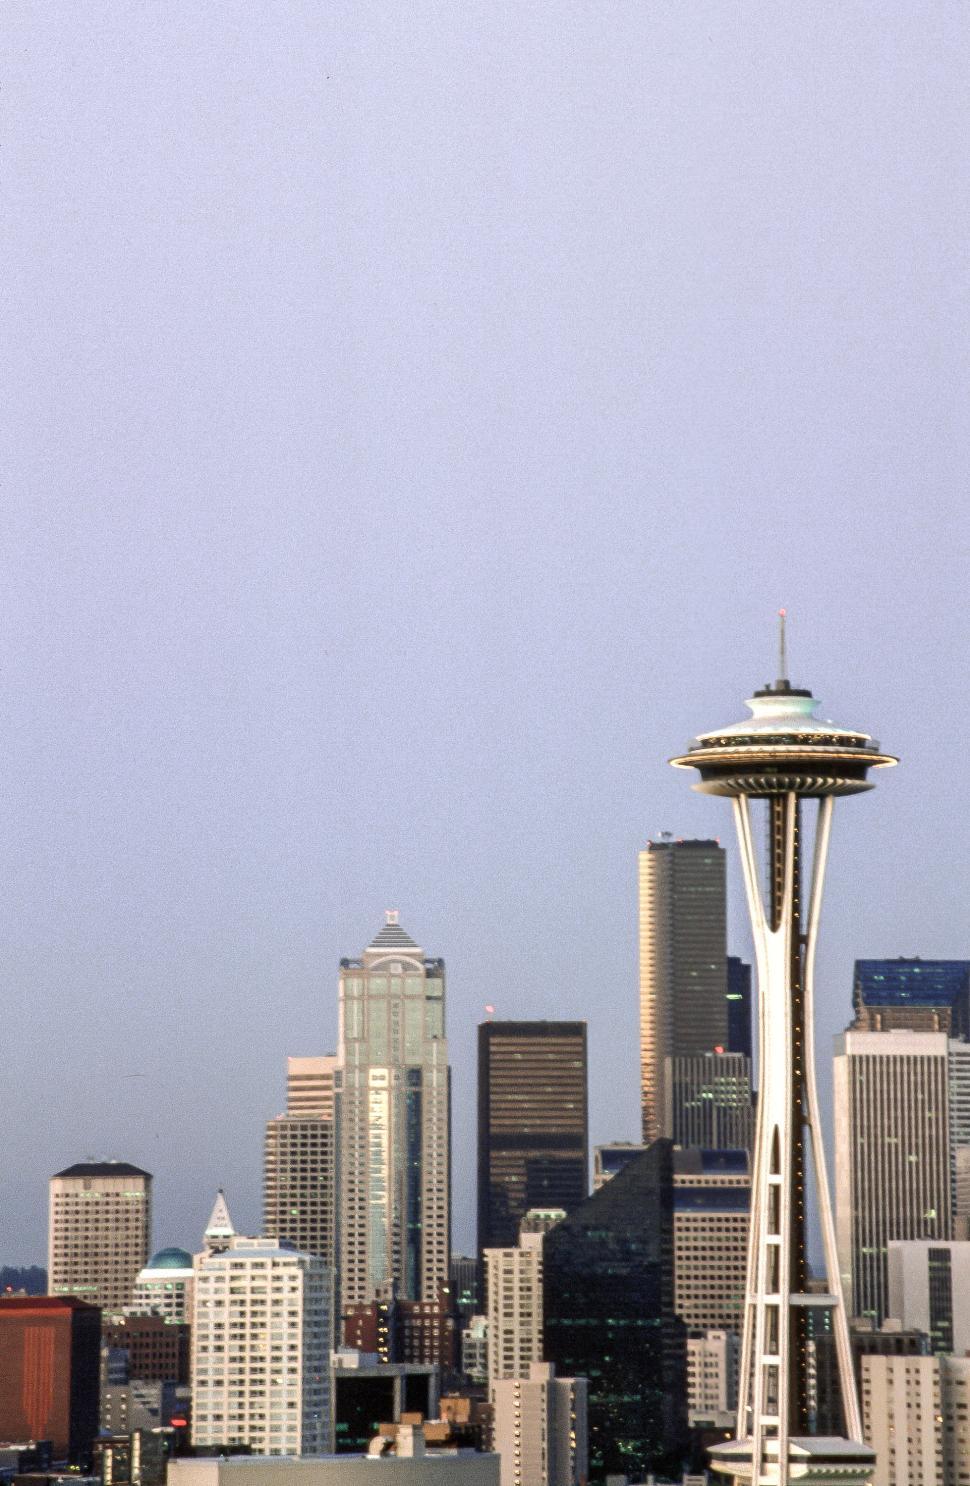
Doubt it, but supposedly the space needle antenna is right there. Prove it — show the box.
[778,608,788,686]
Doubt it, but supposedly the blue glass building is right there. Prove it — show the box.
[853,958,970,1037]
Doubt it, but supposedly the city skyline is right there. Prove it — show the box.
[5,5,970,1285]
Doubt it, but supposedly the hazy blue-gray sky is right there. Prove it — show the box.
[4,3,970,1262]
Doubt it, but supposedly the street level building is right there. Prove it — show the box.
[48,1161,152,1315]
[491,1362,587,1486]
[191,1236,333,1456]
[834,1029,952,1326]
[332,1352,438,1454]
[168,1445,499,1486]
[860,1351,970,1486]
[638,837,728,1144]
[477,1022,587,1253]
[339,915,449,1312]
[0,1295,101,1464]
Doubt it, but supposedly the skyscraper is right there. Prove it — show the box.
[673,1148,750,1337]
[483,1230,545,1383]
[264,1116,336,1268]
[48,1161,152,1315]
[542,1140,688,1482]
[664,1052,754,1150]
[190,1236,333,1456]
[339,913,449,1313]
[834,1029,952,1326]
[638,837,729,1144]
[852,958,970,1037]
[477,1021,587,1253]
[671,644,894,1483]
[726,956,753,1061]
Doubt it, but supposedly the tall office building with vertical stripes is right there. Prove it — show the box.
[338,914,449,1315]
[834,1029,952,1326]
[478,1022,588,1253]
[638,837,730,1144]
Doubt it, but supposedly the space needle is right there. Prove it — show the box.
[670,617,895,1486]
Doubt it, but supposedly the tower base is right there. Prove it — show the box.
[709,1436,875,1485]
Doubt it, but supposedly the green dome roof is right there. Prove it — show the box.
[147,1246,192,1270]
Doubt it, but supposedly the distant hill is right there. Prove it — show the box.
[0,1265,47,1295]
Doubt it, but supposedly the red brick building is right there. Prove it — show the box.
[0,1295,100,1463]
[102,1315,190,1384]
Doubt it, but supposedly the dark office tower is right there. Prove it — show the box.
[477,1021,588,1253]
[726,956,752,1060]
[449,1254,479,1326]
[543,1140,688,1481]
[639,837,728,1143]
[665,1052,754,1151]
[0,1296,101,1464]
[852,958,970,1036]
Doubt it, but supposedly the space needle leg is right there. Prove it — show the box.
[731,793,798,1486]
[802,797,863,1441]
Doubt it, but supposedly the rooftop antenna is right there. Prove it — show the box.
[777,607,788,688]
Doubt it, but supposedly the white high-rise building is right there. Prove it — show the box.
[860,1351,970,1486]
[338,914,450,1312]
[48,1160,152,1314]
[190,1236,333,1456]
[687,1330,739,1416]
[834,1029,952,1325]
[886,1239,970,1355]
[491,1362,588,1486]
[483,1231,543,1383]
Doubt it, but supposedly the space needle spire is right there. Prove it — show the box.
[670,624,895,1486]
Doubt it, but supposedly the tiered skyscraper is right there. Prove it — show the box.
[671,637,894,1485]
[338,913,450,1313]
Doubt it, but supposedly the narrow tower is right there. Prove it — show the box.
[670,623,894,1485]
